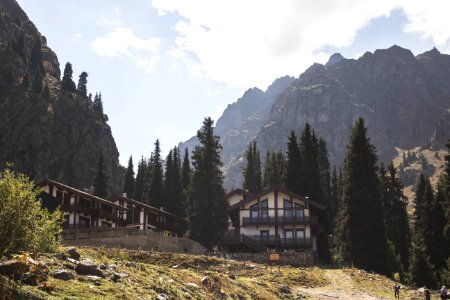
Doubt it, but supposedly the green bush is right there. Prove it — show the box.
[0,168,64,257]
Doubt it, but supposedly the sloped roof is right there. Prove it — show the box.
[37,178,126,210]
[110,195,179,219]
[228,186,326,211]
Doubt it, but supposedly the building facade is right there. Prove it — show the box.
[38,179,179,236]
[224,187,325,253]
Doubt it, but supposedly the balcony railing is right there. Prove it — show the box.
[281,215,318,225]
[242,217,275,226]
[242,215,318,226]
[60,203,119,222]
[223,233,312,249]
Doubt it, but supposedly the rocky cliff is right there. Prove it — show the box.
[179,75,294,171]
[183,45,450,190]
[0,0,124,193]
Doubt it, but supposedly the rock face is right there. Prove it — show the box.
[0,0,123,193]
[179,76,295,188]
[183,45,450,190]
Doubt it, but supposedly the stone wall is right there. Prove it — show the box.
[62,228,205,255]
[218,251,314,266]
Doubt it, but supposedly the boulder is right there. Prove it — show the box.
[52,269,74,281]
[125,261,136,268]
[0,260,29,276]
[156,294,168,300]
[75,259,105,278]
[201,276,209,285]
[112,272,129,282]
[186,282,199,289]
[279,285,291,294]
[66,247,81,260]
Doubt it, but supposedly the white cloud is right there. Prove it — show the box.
[92,27,161,71]
[401,0,450,49]
[151,0,450,89]
[70,33,83,43]
[152,0,401,89]
[113,5,122,16]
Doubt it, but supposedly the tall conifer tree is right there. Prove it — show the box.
[409,173,436,287]
[188,117,228,249]
[93,152,109,199]
[380,163,411,272]
[134,157,147,201]
[263,150,286,188]
[123,156,135,197]
[286,131,301,193]
[77,71,88,97]
[335,118,392,275]
[243,141,262,194]
[148,139,164,208]
[164,147,187,235]
[182,148,192,192]
[61,62,76,92]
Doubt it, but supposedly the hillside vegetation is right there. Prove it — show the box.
[0,247,440,299]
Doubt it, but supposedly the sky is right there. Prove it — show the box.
[16,0,450,166]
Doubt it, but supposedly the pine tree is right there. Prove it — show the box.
[330,166,339,228]
[93,92,103,113]
[188,117,228,249]
[182,148,191,191]
[298,124,321,201]
[164,147,187,235]
[93,152,109,199]
[408,173,436,287]
[61,62,76,92]
[380,163,411,273]
[286,131,301,193]
[148,139,164,208]
[133,157,147,201]
[77,71,88,97]
[263,150,287,188]
[123,156,135,197]
[243,141,262,194]
[442,140,450,266]
[429,180,447,274]
[335,118,393,275]
[408,233,436,287]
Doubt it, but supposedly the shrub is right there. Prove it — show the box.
[0,168,64,257]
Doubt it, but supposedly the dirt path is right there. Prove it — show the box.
[297,269,419,300]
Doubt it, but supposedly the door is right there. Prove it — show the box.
[260,230,269,243]
[295,229,305,246]
[284,229,293,246]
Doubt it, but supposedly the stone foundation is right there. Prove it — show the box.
[62,228,205,255]
[218,251,314,266]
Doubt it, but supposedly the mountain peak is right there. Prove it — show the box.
[326,53,345,66]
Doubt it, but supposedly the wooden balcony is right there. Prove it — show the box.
[60,202,119,222]
[223,233,312,250]
[242,217,275,226]
[242,215,318,226]
[281,216,318,225]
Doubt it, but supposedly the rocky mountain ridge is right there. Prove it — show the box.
[0,0,123,193]
[182,45,450,190]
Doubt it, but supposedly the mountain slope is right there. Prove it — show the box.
[0,0,123,193]
[219,45,450,189]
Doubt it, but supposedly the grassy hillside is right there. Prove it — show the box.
[392,146,446,212]
[0,247,441,299]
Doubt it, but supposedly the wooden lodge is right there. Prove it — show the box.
[224,187,326,253]
[37,179,179,236]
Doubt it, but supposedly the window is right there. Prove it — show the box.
[250,203,259,220]
[260,230,269,243]
[284,199,293,220]
[284,229,293,245]
[294,204,304,221]
[260,199,269,222]
[296,229,306,246]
